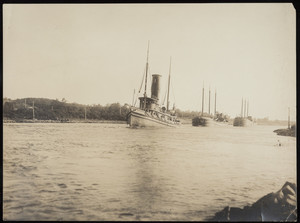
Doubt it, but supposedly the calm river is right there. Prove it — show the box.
[3,123,296,220]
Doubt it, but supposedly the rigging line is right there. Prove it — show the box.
[134,88,141,107]
[134,88,140,107]
[161,80,168,105]
[162,88,167,105]
[131,89,135,106]
[148,66,151,95]
[171,78,176,104]
[134,97,138,107]
[138,66,146,93]
[166,57,172,111]
[134,66,146,107]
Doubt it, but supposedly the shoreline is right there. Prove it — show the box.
[273,126,296,137]
[3,118,293,128]
[3,118,127,124]
[3,117,193,125]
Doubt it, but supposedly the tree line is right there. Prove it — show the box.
[3,98,131,121]
[3,97,206,121]
[3,97,223,121]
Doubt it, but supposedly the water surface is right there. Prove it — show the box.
[3,123,296,220]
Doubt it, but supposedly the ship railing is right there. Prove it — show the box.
[145,109,179,123]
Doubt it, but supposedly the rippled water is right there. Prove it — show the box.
[3,123,296,220]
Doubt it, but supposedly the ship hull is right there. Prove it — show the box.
[192,116,212,127]
[192,116,229,127]
[233,117,253,127]
[127,109,180,128]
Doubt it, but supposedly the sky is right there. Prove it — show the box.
[3,3,296,121]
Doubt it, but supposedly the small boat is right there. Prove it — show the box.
[126,44,180,128]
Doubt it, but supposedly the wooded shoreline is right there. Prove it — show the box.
[3,97,294,126]
[3,118,126,124]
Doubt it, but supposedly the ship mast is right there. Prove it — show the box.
[214,89,217,117]
[201,82,204,116]
[241,98,243,117]
[132,89,135,106]
[167,57,171,111]
[288,107,290,129]
[32,101,35,120]
[244,99,246,118]
[208,85,211,116]
[247,99,249,117]
[143,41,150,110]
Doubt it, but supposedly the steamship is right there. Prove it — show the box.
[126,44,180,128]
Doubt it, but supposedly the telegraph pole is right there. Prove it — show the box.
[32,101,35,120]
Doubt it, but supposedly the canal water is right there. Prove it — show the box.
[3,123,296,220]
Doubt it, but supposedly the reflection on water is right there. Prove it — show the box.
[3,123,296,220]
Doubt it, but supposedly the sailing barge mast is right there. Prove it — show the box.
[166,58,171,111]
[143,41,150,110]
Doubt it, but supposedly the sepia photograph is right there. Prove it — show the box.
[3,3,297,221]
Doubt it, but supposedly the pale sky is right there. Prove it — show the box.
[3,3,296,121]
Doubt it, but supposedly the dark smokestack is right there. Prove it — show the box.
[151,74,161,100]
